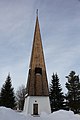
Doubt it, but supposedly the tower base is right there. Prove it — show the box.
[23,96,51,116]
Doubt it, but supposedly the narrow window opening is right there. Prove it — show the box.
[35,67,42,75]
[33,104,38,115]
[29,68,31,75]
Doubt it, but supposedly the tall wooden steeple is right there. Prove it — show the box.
[24,11,51,115]
[27,12,49,96]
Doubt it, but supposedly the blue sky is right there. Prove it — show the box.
[0,0,80,93]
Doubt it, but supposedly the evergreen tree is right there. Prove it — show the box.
[0,74,16,109]
[49,73,64,112]
[65,71,80,113]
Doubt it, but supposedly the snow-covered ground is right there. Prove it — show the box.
[0,107,80,120]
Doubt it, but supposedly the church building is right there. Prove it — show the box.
[23,12,51,115]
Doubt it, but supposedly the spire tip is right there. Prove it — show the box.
[36,9,38,17]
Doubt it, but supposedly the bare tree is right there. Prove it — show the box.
[16,85,26,110]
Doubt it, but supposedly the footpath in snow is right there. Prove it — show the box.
[0,107,80,120]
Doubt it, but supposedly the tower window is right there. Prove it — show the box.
[29,68,31,75]
[35,67,42,75]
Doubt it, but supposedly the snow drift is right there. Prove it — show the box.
[0,107,80,120]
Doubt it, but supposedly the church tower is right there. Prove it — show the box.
[23,12,51,115]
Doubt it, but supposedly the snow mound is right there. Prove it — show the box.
[47,110,80,120]
[0,107,26,120]
[0,107,80,120]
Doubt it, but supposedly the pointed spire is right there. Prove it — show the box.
[30,11,45,68]
[30,10,46,69]
[27,12,49,96]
